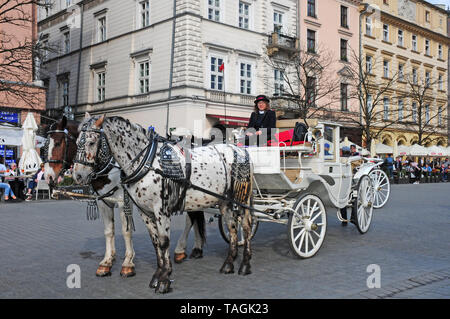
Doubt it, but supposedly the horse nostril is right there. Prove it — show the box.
[76,174,82,181]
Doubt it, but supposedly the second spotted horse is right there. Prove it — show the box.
[73,115,254,294]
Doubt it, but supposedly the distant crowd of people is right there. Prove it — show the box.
[385,155,448,184]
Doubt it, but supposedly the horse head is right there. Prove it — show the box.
[73,113,108,185]
[44,116,79,186]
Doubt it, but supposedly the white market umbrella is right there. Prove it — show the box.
[409,144,428,157]
[375,143,393,154]
[339,137,370,155]
[426,145,445,157]
[19,113,42,174]
[397,145,410,156]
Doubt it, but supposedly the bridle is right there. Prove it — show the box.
[44,122,78,182]
[73,121,115,182]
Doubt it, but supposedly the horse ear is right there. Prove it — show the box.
[94,114,105,128]
[84,112,91,120]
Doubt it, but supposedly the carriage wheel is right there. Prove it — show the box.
[288,194,327,259]
[369,169,390,209]
[353,175,375,234]
[218,213,259,247]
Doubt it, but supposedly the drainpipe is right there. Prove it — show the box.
[359,3,371,146]
[166,0,177,137]
[74,2,84,118]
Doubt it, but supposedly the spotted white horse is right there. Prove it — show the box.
[73,114,254,293]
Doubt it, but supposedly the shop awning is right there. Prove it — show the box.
[208,114,249,127]
[0,126,23,146]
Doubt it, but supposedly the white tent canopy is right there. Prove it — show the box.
[397,145,411,156]
[375,143,393,154]
[426,145,446,157]
[340,137,370,155]
[18,113,42,173]
[409,144,428,156]
[0,125,24,146]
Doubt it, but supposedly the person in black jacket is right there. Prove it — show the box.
[245,95,276,146]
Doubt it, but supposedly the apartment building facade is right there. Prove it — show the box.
[38,0,301,137]
[361,0,449,147]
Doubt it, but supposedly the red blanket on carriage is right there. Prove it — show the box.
[237,129,305,147]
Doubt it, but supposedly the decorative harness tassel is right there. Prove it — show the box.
[123,189,135,232]
[86,199,100,221]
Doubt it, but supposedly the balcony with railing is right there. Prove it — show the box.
[267,32,299,57]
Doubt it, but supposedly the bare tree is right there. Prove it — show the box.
[0,0,50,112]
[402,72,447,146]
[263,42,341,127]
[341,50,404,150]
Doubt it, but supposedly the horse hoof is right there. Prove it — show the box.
[149,276,159,288]
[120,266,136,278]
[238,263,252,276]
[190,248,203,259]
[155,280,172,294]
[174,252,187,264]
[96,265,112,277]
[220,263,234,274]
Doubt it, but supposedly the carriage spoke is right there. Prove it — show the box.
[294,228,306,243]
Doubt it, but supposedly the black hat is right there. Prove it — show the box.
[254,95,270,105]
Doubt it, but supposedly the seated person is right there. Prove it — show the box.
[341,146,351,157]
[324,143,331,155]
[25,163,45,201]
[244,95,276,146]
[350,144,360,156]
[0,181,17,201]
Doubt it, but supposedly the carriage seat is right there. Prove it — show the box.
[267,129,307,147]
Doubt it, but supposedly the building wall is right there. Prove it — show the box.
[362,0,449,147]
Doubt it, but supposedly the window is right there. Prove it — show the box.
[306,76,316,105]
[98,16,107,42]
[383,60,389,78]
[425,71,430,87]
[425,11,430,22]
[398,99,403,121]
[273,11,283,33]
[398,29,404,46]
[208,0,220,22]
[412,68,417,84]
[383,24,389,42]
[438,44,443,59]
[383,97,389,120]
[63,31,70,54]
[367,95,373,113]
[365,17,372,36]
[139,0,150,28]
[239,62,252,95]
[366,55,372,74]
[340,39,348,61]
[97,72,105,102]
[425,39,430,55]
[438,74,443,90]
[274,69,284,95]
[412,34,417,51]
[425,104,430,124]
[307,0,316,18]
[383,0,389,4]
[66,0,72,7]
[398,63,404,81]
[307,29,316,53]
[340,83,348,111]
[210,56,224,90]
[60,79,69,106]
[341,6,348,28]
[438,106,442,126]
[412,102,417,122]
[138,61,150,94]
[239,2,250,29]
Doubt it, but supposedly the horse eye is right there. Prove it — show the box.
[88,141,96,147]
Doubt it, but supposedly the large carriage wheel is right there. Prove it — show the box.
[353,175,375,234]
[369,169,390,209]
[218,213,259,247]
[288,194,327,259]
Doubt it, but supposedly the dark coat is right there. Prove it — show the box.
[247,110,276,139]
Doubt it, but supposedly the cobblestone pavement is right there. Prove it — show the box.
[0,183,448,299]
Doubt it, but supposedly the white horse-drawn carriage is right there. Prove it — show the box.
[218,120,389,258]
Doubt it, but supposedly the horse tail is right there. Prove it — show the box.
[187,211,206,246]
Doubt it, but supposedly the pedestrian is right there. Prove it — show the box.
[395,156,403,178]
[174,211,206,263]
[244,95,276,146]
[350,145,360,156]
[384,153,394,179]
